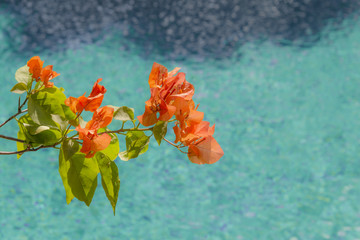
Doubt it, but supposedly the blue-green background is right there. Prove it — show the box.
[1,4,360,240]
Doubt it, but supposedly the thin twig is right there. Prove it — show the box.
[163,137,178,147]
[0,134,25,143]
[0,109,27,128]
[0,142,60,155]
[4,142,60,155]
[102,127,153,135]
[18,97,28,111]
[163,137,188,154]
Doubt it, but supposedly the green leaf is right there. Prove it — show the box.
[16,122,29,159]
[51,114,67,132]
[153,121,168,145]
[118,131,150,161]
[98,128,120,161]
[10,82,27,94]
[28,87,76,128]
[59,139,99,206]
[15,65,32,85]
[111,105,134,121]
[59,139,77,204]
[18,114,62,146]
[96,153,120,215]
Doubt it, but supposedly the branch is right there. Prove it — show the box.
[0,142,60,155]
[163,137,188,154]
[102,127,153,135]
[0,109,27,128]
[0,97,28,129]
[0,134,25,143]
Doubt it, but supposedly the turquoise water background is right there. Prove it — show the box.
[1,10,360,240]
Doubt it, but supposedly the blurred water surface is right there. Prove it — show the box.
[1,1,360,239]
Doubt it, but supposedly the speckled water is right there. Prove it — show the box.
[1,6,360,240]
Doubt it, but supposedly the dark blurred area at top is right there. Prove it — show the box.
[1,0,360,59]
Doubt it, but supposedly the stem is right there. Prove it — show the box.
[102,127,153,135]
[0,109,27,128]
[62,112,82,140]
[18,97,28,111]
[163,137,178,147]
[0,96,28,129]
[0,134,25,143]
[0,142,60,155]
[163,137,189,154]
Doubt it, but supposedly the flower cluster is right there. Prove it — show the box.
[65,79,114,158]
[138,63,224,164]
[27,56,60,88]
[6,56,226,210]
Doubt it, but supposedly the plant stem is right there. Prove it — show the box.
[0,96,28,129]
[0,134,25,143]
[0,109,27,129]
[102,127,153,135]
[163,137,188,154]
[0,142,60,155]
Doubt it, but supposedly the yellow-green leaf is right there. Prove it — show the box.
[96,153,120,215]
[59,139,77,204]
[28,87,76,128]
[153,121,168,145]
[111,105,134,121]
[118,131,150,161]
[18,114,62,146]
[15,65,32,85]
[98,128,120,161]
[16,123,28,159]
[10,82,27,94]
[59,139,100,206]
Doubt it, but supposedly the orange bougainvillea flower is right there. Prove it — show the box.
[187,136,224,164]
[75,106,114,158]
[173,120,223,164]
[171,99,223,164]
[65,78,107,114]
[27,56,44,80]
[148,62,180,88]
[40,65,60,88]
[27,56,60,88]
[138,63,194,126]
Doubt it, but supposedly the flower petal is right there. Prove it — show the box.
[27,56,44,80]
[137,105,158,126]
[187,136,224,164]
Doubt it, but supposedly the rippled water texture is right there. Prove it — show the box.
[1,1,360,239]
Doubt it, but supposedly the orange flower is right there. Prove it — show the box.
[27,56,59,88]
[187,136,224,164]
[40,65,60,88]
[75,106,114,158]
[171,100,223,164]
[65,78,107,114]
[174,121,223,164]
[138,63,194,126]
[27,56,44,80]
[148,62,180,88]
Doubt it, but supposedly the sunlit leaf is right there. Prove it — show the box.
[96,153,120,215]
[16,122,29,159]
[15,65,32,86]
[59,139,77,204]
[111,105,134,122]
[118,131,150,161]
[59,139,99,206]
[18,114,62,146]
[98,128,120,161]
[28,87,76,128]
[153,121,167,145]
[10,83,27,94]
